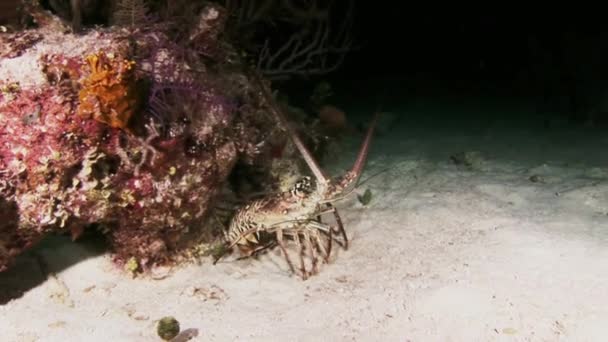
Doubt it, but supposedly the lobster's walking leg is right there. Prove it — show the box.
[328,204,348,250]
[317,203,348,250]
[315,211,332,261]
[292,232,309,279]
[309,227,330,263]
[305,220,333,263]
[302,230,319,275]
[276,229,297,275]
[235,241,277,261]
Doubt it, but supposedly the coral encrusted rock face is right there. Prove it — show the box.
[0,8,270,273]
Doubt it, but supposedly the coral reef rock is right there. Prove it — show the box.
[0,15,270,272]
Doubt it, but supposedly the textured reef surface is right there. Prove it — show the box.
[0,3,304,273]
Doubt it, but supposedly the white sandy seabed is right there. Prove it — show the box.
[1,100,608,342]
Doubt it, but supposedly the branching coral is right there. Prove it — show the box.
[112,0,149,29]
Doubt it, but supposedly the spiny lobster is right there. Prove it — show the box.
[213,72,379,279]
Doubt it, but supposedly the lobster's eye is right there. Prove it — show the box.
[298,177,311,189]
[292,176,313,197]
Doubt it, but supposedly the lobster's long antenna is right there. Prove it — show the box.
[251,71,329,185]
[323,107,380,201]
[349,110,380,185]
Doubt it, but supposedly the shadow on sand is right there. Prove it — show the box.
[0,232,108,305]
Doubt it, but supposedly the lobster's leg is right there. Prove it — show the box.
[293,232,309,280]
[318,203,348,250]
[235,241,277,261]
[316,209,332,260]
[276,229,297,276]
[329,204,348,250]
[302,230,319,275]
[305,220,332,263]
[309,226,330,263]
